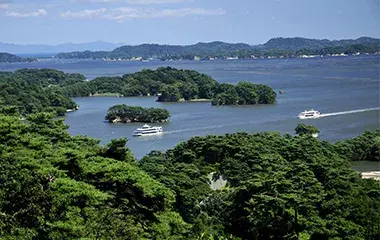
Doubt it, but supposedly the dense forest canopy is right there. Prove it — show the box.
[0,112,189,239]
[140,129,380,239]
[62,67,219,101]
[295,123,320,136]
[212,82,277,105]
[1,108,379,239]
[0,69,84,116]
[335,130,380,162]
[106,104,170,123]
[0,67,275,118]
[61,67,276,105]
[56,37,380,60]
[0,52,37,63]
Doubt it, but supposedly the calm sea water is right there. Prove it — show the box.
[1,56,379,165]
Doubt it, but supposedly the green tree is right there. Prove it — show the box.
[158,85,181,102]
[295,123,320,136]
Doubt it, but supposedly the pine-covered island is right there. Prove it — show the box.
[0,67,276,120]
[105,105,170,123]
[62,67,277,105]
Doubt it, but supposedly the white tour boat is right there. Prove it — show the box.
[297,109,321,119]
[133,124,163,137]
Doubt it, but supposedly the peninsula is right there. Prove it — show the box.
[0,69,80,116]
[62,67,277,105]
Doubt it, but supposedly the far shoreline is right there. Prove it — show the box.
[79,94,212,102]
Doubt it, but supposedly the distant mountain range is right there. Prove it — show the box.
[0,41,125,54]
[56,37,380,60]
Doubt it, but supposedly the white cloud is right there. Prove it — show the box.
[0,3,9,9]
[61,8,107,19]
[6,9,47,18]
[61,7,225,22]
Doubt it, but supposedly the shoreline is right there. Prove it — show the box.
[90,93,123,97]
[186,98,212,102]
[82,94,212,102]
[52,52,380,62]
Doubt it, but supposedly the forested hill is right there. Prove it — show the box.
[56,37,380,60]
[56,41,253,59]
[263,36,380,50]
[61,66,277,105]
[0,68,84,116]
[1,109,379,239]
[0,67,275,117]
[0,52,37,63]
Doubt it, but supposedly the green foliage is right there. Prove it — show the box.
[0,65,379,239]
[102,138,135,162]
[140,131,380,239]
[295,123,320,136]
[0,69,82,116]
[62,67,219,102]
[264,36,380,51]
[158,85,182,102]
[212,82,276,105]
[0,112,188,239]
[105,104,170,123]
[0,52,36,63]
[56,38,380,60]
[334,130,380,161]
[1,109,379,239]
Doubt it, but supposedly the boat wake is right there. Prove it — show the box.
[164,107,380,135]
[319,107,380,118]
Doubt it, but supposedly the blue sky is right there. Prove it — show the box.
[0,0,379,45]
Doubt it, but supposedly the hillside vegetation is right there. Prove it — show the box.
[0,69,83,116]
[0,52,36,63]
[0,67,275,118]
[0,66,379,239]
[105,104,170,123]
[56,37,380,60]
[0,108,379,239]
[62,67,276,105]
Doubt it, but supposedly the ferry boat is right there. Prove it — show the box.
[133,124,163,137]
[297,109,321,119]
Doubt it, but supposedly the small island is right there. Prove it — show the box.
[62,67,276,106]
[211,82,277,105]
[105,104,170,123]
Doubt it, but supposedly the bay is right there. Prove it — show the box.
[1,55,379,162]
